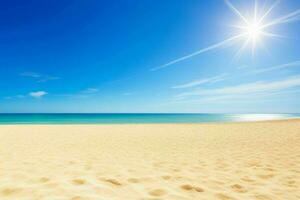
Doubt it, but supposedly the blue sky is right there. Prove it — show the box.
[1,0,300,113]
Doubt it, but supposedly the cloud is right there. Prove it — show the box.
[250,60,300,74]
[123,92,132,96]
[21,72,42,78]
[55,88,99,99]
[55,94,90,99]
[237,65,249,70]
[21,72,60,82]
[172,73,228,89]
[3,95,25,100]
[81,88,99,94]
[150,35,241,71]
[177,75,300,98]
[29,91,48,98]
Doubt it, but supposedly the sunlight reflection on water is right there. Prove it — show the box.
[234,114,294,122]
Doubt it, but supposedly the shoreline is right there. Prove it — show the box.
[0,117,299,126]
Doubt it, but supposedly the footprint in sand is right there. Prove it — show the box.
[247,160,261,167]
[180,184,204,192]
[148,189,167,197]
[253,194,272,200]
[257,174,275,180]
[0,187,22,196]
[39,177,50,183]
[68,161,76,165]
[241,176,256,183]
[230,184,247,193]
[263,167,275,172]
[216,193,236,200]
[71,179,86,185]
[104,178,122,186]
[127,178,140,183]
[172,168,181,172]
[127,177,152,184]
[70,196,83,200]
[161,175,172,180]
[70,196,90,200]
[281,177,297,188]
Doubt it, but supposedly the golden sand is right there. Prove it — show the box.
[0,120,299,199]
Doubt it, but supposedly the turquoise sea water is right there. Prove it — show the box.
[0,113,299,124]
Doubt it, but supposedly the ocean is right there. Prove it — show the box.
[0,113,299,124]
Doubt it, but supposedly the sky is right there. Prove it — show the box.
[1,0,300,113]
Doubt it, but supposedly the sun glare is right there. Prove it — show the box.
[246,22,262,41]
[226,0,273,57]
[224,0,300,58]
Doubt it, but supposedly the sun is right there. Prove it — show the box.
[224,0,296,58]
[237,19,267,53]
[246,22,262,41]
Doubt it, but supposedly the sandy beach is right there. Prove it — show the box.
[0,120,299,200]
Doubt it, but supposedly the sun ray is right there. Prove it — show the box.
[255,38,271,56]
[251,36,256,57]
[262,8,300,28]
[261,31,284,38]
[229,24,248,30]
[254,0,258,23]
[233,38,251,61]
[224,0,249,25]
[258,0,280,24]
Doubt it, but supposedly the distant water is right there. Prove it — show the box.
[0,113,299,124]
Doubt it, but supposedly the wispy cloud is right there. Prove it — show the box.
[21,72,41,78]
[55,88,99,99]
[237,65,249,70]
[123,92,132,96]
[250,60,300,74]
[21,72,60,82]
[5,90,55,100]
[172,73,228,89]
[55,94,90,99]
[150,35,241,71]
[4,95,25,100]
[177,75,300,98]
[81,88,99,94]
[29,91,48,98]
[172,89,300,105]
